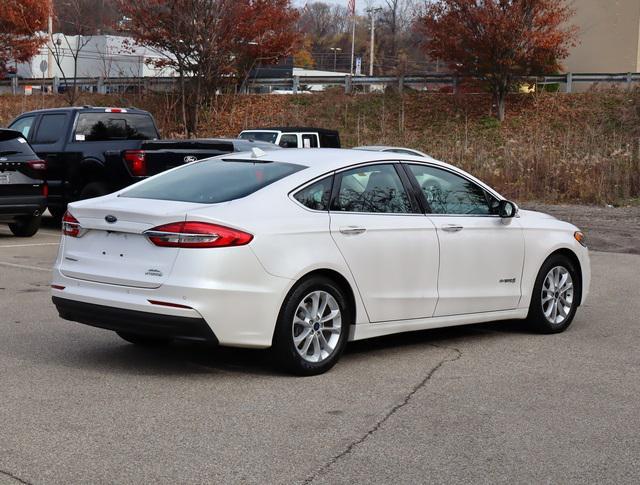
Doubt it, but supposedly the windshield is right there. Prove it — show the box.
[239,131,278,144]
[121,159,305,203]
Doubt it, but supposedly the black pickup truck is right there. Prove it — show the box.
[8,106,277,218]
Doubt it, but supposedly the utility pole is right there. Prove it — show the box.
[366,7,382,77]
[348,0,356,75]
[47,2,53,78]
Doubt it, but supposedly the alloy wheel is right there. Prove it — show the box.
[292,290,342,363]
[541,266,574,325]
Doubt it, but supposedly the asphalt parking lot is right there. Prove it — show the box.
[1,218,639,484]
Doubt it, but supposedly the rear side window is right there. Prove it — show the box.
[333,164,412,213]
[294,177,333,211]
[74,113,158,141]
[0,132,36,157]
[319,133,340,148]
[8,116,35,138]
[121,159,305,203]
[279,134,298,148]
[33,114,67,144]
[301,134,318,148]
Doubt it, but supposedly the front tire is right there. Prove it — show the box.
[273,276,350,376]
[116,331,173,347]
[526,254,581,334]
[9,215,42,237]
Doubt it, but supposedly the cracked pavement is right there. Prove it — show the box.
[1,222,639,484]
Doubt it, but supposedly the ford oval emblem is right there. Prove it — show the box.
[105,214,117,224]
[184,155,198,163]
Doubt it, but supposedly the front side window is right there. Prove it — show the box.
[333,164,411,214]
[33,114,67,144]
[121,159,305,203]
[293,176,333,210]
[407,164,496,215]
[9,116,35,139]
[74,113,158,141]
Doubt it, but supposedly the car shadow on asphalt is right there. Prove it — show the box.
[37,319,531,378]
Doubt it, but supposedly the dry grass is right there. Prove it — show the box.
[2,88,639,204]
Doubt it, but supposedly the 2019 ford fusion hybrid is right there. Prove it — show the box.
[51,148,590,375]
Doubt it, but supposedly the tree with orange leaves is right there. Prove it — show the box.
[118,0,300,135]
[0,0,50,75]
[418,0,577,120]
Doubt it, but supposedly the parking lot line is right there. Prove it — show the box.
[0,261,51,272]
[0,242,60,249]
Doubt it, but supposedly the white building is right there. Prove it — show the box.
[18,34,177,80]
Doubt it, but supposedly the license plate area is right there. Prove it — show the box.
[61,229,179,288]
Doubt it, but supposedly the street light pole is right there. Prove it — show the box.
[330,47,342,72]
[366,7,382,77]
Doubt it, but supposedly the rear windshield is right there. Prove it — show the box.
[121,159,305,203]
[239,131,278,144]
[0,132,35,157]
[74,113,158,141]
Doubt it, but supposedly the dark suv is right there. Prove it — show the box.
[0,130,47,237]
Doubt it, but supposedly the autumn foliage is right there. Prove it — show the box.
[418,0,577,120]
[0,0,50,74]
[118,0,301,135]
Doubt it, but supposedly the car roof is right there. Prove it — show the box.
[220,148,503,200]
[354,145,430,155]
[241,127,339,135]
[16,106,152,116]
[0,129,26,142]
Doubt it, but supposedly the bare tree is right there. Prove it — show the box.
[50,0,99,104]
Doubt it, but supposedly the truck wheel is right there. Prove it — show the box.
[9,215,42,237]
[80,181,110,200]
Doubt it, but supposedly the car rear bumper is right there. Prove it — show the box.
[52,296,218,342]
[0,195,46,220]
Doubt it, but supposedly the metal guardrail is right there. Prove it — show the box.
[2,72,640,95]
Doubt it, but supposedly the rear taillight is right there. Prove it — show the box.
[62,211,85,237]
[124,150,146,176]
[28,159,46,171]
[43,183,49,197]
[144,221,253,248]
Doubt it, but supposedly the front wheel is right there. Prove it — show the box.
[272,276,350,376]
[9,215,42,237]
[526,254,581,333]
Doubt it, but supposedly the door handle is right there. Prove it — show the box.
[441,224,463,233]
[339,226,366,235]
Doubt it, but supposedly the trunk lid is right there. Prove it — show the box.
[60,197,209,288]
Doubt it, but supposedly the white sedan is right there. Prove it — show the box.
[51,148,590,375]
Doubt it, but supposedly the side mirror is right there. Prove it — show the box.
[498,200,518,218]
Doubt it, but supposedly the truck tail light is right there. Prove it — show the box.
[144,221,253,248]
[43,183,49,197]
[62,211,85,237]
[124,150,146,176]
[27,159,46,172]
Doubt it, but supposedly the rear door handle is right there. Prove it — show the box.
[339,226,366,235]
[441,224,463,233]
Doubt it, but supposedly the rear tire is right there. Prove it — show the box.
[80,181,110,200]
[272,276,350,376]
[116,331,173,347]
[526,254,581,334]
[9,215,42,237]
